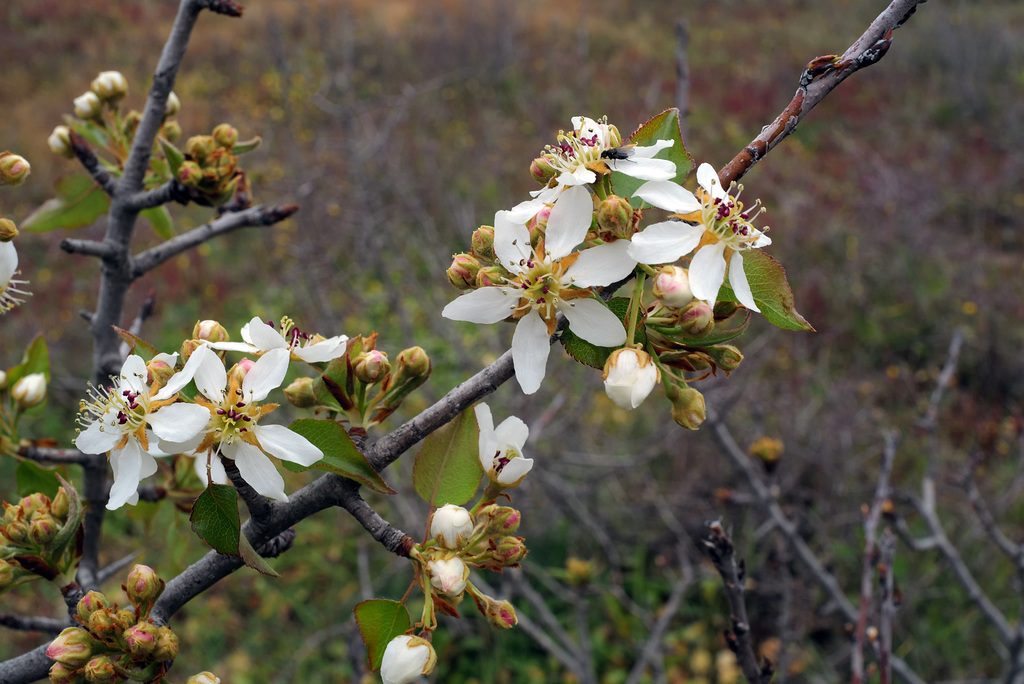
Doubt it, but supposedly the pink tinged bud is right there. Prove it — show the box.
[46,661,84,684]
[87,609,120,636]
[185,135,216,161]
[530,156,557,184]
[153,626,179,661]
[83,655,116,683]
[76,591,112,623]
[596,195,635,240]
[19,493,51,516]
[51,487,71,521]
[353,350,390,384]
[486,599,518,630]
[177,160,203,186]
[526,206,551,248]
[653,266,694,309]
[478,505,521,535]
[284,377,318,409]
[12,373,47,408]
[91,71,128,102]
[193,319,230,343]
[602,348,660,410]
[0,559,17,590]
[28,513,58,545]
[212,123,238,149]
[125,564,165,611]
[427,556,469,597]
[447,253,481,290]
[184,673,222,684]
[4,519,28,542]
[73,91,103,120]
[0,218,18,242]
[49,126,75,158]
[429,504,475,550]
[379,635,437,684]
[46,627,94,668]
[124,622,159,657]
[0,153,32,186]
[492,536,528,566]
[676,300,715,337]
[470,226,495,261]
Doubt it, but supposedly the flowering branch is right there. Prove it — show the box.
[719,0,928,186]
[0,613,67,634]
[68,131,118,197]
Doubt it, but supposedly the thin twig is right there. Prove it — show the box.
[0,614,67,634]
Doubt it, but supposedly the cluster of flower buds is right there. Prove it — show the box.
[294,333,431,428]
[0,486,81,593]
[46,565,184,684]
[173,125,246,207]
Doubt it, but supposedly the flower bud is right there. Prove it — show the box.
[212,124,238,149]
[470,225,495,261]
[184,673,222,684]
[28,513,58,545]
[49,126,76,159]
[4,519,28,543]
[596,195,635,240]
[653,266,693,308]
[353,349,390,384]
[676,300,715,337]
[667,384,706,430]
[446,253,480,290]
[124,622,159,657]
[161,120,182,143]
[51,487,71,521]
[429,504,475,550]
[145,355,178,389]
[0,218,17,242]
[227,359,254,389]
[380,635,437,684]
[114,608,136,632]
[427,556,469,597]
[0,559,18,590]
[76,591,112,623]
[73,92,104,120]
[748,436,783,474]
[492,536,528,566]
[179,339,203,363]
[87,608,120,637]
[526,206,551,249]
[707,344,743,373]
[477,504,520,535]
[284,377,318,409]
[153,626,179,661]
[47,661,85,684]
[46,627,94,668]
[12,373,47,409]
[193,319,229,343]
[483,597,518,630]
[19,492,50,516]
[530,155,557,184]
[83,655,116,683]
[566,557,596,587]
[0,153,31,186]
[185,135,216,161]
[122,110,141,139]
[602,348,659,410]
[177,161,203,186]
[475,265,506,288]
[713,300,740,321]
[164,91,181,118]
[90,71,128,102]
[125,564,165,615]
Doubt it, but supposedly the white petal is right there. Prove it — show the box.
[630,139,674,158]
[750,231,772,248]
[635,180,701,213]
[474,403,496,472]
[560,298,626,347]
[191,345,228,401]
[242,348,290,401]
[544,184,592,260]
[511,312,551,395]
[507,196,548,224]
[442,287,517,324]
[564,241,636,287]
[253,423,323,467]
[0,241,17,283]
[293,335,349,363]
[75,417,122,454]
[158,431,206,455]
[227,441,288,501]
[493,210,533,271]
[118,355,149,394]
[557,167,596,187]
[627,221,704,264]
[193,451,229,486]
[148,403,211,443]
[107,441,157,510]
[243,317,289,351]
[493,415,529,451]
[697,162,727,200]
[204,341,259,354]
[688,242,728,304]
[612,157,677,182]
[497,456,534,485]
[154,344,215,401]
[728,250,760,312]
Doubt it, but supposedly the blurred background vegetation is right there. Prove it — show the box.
[2,0,1024,681]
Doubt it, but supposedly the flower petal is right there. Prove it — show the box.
[474,403,497,472]
[560,297,626,347]
[154,344,217,401]
[630,139,674,158]
[728,250,759,312]
[253,423,323,467]
[511,311,551,395]
[74,416,122,454]
[193,451,229,486]
[493,415,529,451]
[688,242,728,304]
[627,221,704,265]
[226,441,288,501]
[118,355,149,394]
[544,184,592,260]
[0,241,17,283]
[497,456,534,485]
[442,287,517,324]
[293,335,349,363]
[191,345,229,400]
[107,441,157,510]
[244,317,289,351]
[611,157,677,182]
[696,162,727,200]
[148,402,210,443]
[242,347,290,401]
[635,180,701,213]
[564,241,636,287]
[493,210,533,271]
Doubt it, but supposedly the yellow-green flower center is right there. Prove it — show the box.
[701,185,767,251]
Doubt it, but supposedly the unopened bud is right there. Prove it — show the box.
[0,153,31,186]
[566,557,596,587]
[179,339,203,363]
[178,160,203,186]
[713,300,740,321]
[596,195,635,240]
[481,595,518,630]
[12,373,47,409]
[73,92,104,120]
[212,124,238,149]
[602,347,660,410]
[0,218,17,242]
[748,436,783,473]
[284,377,318,409]
[164,91,181,118]
[83,655,116,683]
[707,344,743,373]
[122,110,142,139]
[153,626,179,661]
[379,346,431,410]
[492,536,528,566]
[4,519,28,543]
[193,319,229,343]
[90,71,128,102]
[475,265,506,288]
[184,674,222,684]
[185,135,216,161]
[447,253,480,290]
[115,608,136,632]
[28,513,58,545]
[46,627,94,668]
[125,564,165,615]
[227,359,254,389]
[676,300,715,337]
[0,559,17,590]
[667,384,706,430]
[49,126,76,159]
[653,266,693,308]
[0,369,6,389]
[530,155,557,184]
[124,622,159,657]
[470,226,495,261]
[427,556,470,597]
[526,206,551,248]
[477,504,521,535]
[47,662,84,684]
[51,487,71,521]
[76,591,112,623]
[86,609,119,637]
[19,493,50,516]
[353,350,390,384]
[380,635,437,684]
[161,120,182,143]
[429,504,475,550]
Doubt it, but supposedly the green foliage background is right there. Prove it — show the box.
[2,0,1024,681]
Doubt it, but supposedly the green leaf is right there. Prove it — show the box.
[48,474,84,560]
[64,117,110,148]
[413,407,481,507]
[283,419,394,494]
[15,461,61,498]
[561,297,644,370]
[612,108,694,207]
[158,137,184,178]
[189,484,278,576]
[141,205,174,240]
[718,251,815,331]
[233,136,262,155]
[21,174,111,233]
[112,327,160,360]
[6,334,50,387]
[354,599,411,671]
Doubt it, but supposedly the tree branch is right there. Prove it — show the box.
[68,132,119,197]
[59,238,120,259]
